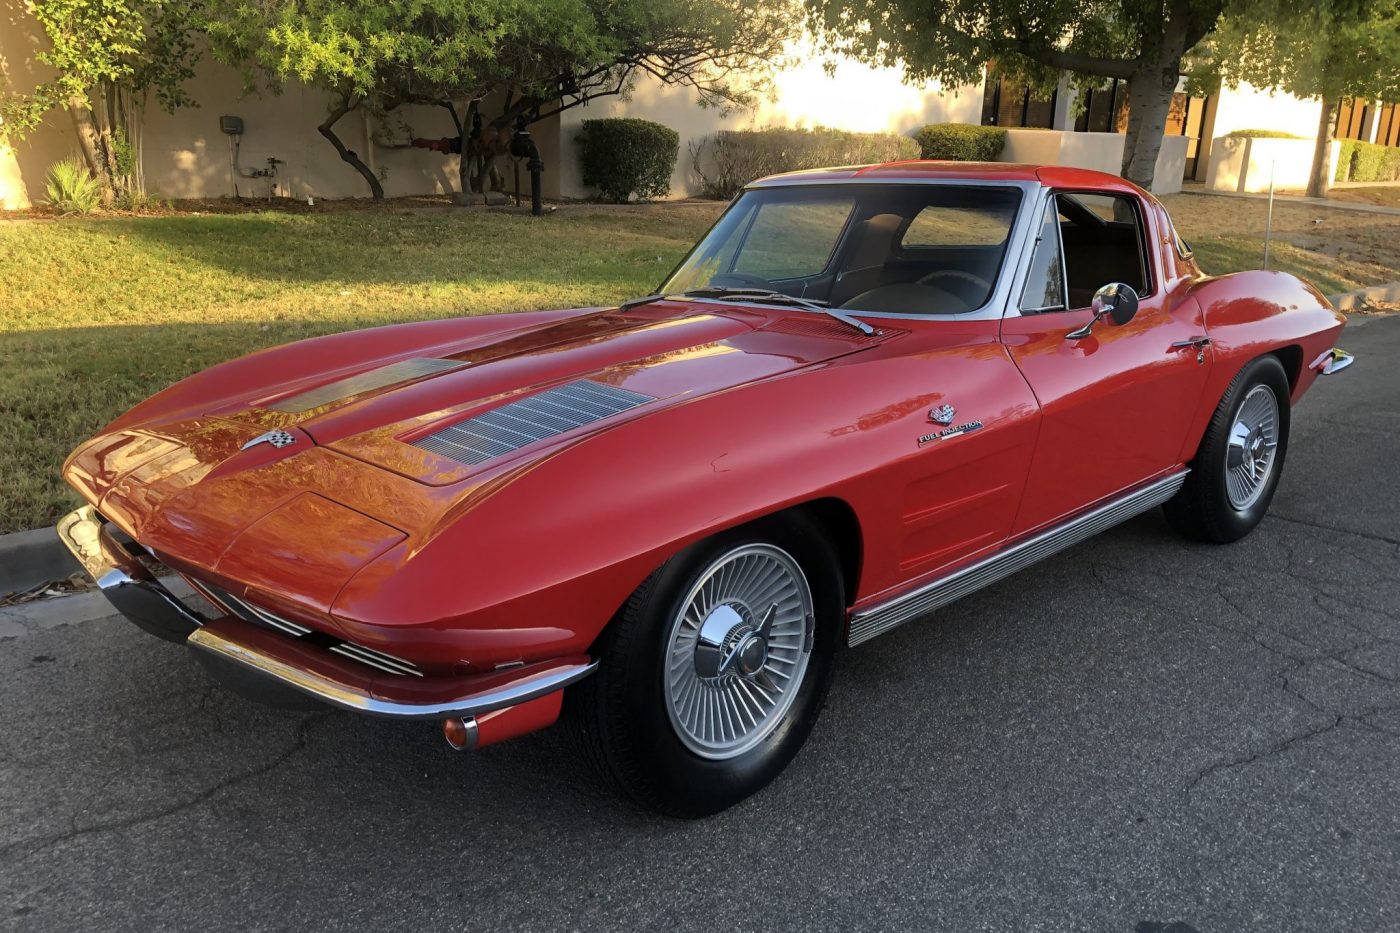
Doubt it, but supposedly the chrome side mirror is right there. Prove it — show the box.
[1066,283,1140,339]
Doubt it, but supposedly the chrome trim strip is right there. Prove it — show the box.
[187,625,598,720]
[847,470,1189,646]
[329,643,424,678]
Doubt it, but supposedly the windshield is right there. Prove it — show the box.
[661,184,1023,316]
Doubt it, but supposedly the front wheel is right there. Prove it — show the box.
[1164,354,1291,543]
[571,514,841,817]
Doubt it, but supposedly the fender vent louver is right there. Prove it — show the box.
[414,379,655,466]
[269,358,465,413]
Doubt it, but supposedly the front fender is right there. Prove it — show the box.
[331,325,1040,669]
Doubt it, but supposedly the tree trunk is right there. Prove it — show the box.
[456,100,479,204]
[1307,95,1337,199]
[66,97,111,195]
[1119,53,1179,190]
[318,99,384,200]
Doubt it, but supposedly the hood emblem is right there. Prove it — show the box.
[241,429,297,451]
[929,403,956,425]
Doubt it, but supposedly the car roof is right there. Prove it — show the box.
[747,160,1147,196]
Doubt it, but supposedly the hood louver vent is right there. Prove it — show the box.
[269,358,465,413]
[414,379,655,466]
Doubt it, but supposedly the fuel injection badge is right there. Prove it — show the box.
[919,405,983,446]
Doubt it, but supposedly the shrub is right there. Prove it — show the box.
[112,189,170,213]
[1335,139,1400,183]
[690,127,920,200]
[576,118,679,203]
[914,123,1007,161]
[44,157,102,215]
[1335,139,1358,181]
[1225,128,1305,139]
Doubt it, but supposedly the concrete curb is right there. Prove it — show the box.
[0,576,196,636]
[0,525,80,598]
[1331,282,1400,312]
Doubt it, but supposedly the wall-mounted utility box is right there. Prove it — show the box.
[219,115,244,136]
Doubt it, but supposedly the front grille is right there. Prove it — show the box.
[414,379,655,466]
[195,581,423,677]
[269,358,465,413]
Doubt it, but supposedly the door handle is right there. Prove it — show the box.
[1170,336,1211,351]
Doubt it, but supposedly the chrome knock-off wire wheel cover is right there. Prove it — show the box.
[663,544,815,760]
[1225,384,1280,511]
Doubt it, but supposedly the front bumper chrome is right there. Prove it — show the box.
[56,505,203,642]
[55,505,598,721]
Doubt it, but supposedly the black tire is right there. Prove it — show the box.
[1163,354,1291,543]
[570,512,842,818]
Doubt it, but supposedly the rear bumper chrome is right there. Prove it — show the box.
[55,504,598,721]
[1311,348,1355,375]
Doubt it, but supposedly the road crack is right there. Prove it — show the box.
[0,712,332,864]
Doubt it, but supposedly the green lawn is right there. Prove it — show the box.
[2,193,1396,533]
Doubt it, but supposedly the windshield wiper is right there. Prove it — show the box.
[682,287,876,336]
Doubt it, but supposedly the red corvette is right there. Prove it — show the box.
[58,162,1352,816]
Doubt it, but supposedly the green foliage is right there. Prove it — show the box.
[690,127,919,199]
[1226,128,1306,139]
[1,0,197,139]
[577,119,680,203]
[914,124,1006,161]
[1335,140,1357,181]
[111,188,170,212]
[44,157,102,215]
[1336,139,1400,182]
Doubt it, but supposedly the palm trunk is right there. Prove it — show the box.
[318,98,384,200]
[1307,96,1337,199]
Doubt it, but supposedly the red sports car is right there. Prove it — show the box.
[58,162,1352,816]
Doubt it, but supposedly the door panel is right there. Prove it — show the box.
[1002,293,1210,533]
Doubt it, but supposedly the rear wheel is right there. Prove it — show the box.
[571,513,841,817]
[1164,354,1291,543]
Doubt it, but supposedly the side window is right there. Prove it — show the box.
[731,198,854,280]
[1055,192,1150,309]
[1021,200,1067,313]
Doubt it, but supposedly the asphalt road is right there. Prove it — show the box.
[3,316,1398,933]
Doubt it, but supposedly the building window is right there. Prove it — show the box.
[1335,98,1372,141]
[981,75,1058,129]
[1376,103,1400,147]
[1073,80,1128,133]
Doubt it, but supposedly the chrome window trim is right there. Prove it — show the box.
[1015,193,1071,315]
[666,179,1043,324]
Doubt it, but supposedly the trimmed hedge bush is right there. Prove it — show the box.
[1335,138,1400,183]
[690,127,920,200]
[576,118,679,203]
[1226,128,1305,139]
[914,123,1007,161]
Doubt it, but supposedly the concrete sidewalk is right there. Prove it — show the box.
[1184,185,1400,216]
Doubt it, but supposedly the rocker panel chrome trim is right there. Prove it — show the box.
[847,470,1189,646]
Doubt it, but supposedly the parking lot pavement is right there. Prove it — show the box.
[2,316,1397,933]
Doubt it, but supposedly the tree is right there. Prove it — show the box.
[1192,0,1400,197]
[204,0,793,201]
[805,0,1236,189]
[1,0,197,200]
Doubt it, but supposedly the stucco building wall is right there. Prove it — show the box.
[558,40,986,199]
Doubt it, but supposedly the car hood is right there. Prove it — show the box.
[65,301,893,597]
